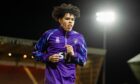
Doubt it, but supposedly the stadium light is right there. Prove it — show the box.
[96,11,116,24]
[8,53,12,56]
[23,54,27,59]
[96,11,116,84]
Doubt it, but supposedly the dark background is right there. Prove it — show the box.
[1,0,140,84]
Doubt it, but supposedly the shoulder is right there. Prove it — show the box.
[40,28,59,37]
[43,28,58,35]
[39,28,59,41]
[72,30,86,42]
[72,30,84,37]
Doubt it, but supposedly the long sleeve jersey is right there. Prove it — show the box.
[33,27,87,84]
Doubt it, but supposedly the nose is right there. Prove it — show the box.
[69,20,72,23]
[69,19,73,23]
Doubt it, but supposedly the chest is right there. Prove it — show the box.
[48,35,79,47]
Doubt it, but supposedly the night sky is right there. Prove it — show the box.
[1,0,140,84]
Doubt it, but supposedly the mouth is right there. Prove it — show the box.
[68,24,73,27]
[65,26,72,31]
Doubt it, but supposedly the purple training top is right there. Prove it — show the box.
[33,27,87,84]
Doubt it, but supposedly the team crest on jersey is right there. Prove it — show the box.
[74,38,78,44]
[55,37,60,43]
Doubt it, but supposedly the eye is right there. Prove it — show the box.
[65,18,70,20]
[71,18,75,21]
[64,17,75,21]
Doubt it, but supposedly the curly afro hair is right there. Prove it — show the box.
[52,3,80,21]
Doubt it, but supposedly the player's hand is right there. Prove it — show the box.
[49,54,60,63]
[65,45,74,56]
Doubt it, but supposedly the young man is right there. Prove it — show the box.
[33,3,87,84]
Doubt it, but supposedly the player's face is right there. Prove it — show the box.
[59,13,75,32]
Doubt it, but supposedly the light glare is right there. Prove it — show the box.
[96,11,116,24]
[8,53,12,56]
[23,54,27,59]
